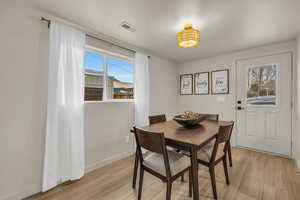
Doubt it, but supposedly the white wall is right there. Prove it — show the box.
[0,1,48,199]
[84,102,135,173]
[0,1,178,199]
[177,41,297,147]
[149,56,178,120]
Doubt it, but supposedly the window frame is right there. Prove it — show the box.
[84,45,135,103]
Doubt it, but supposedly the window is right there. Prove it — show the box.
[246,64,277,105]
[84,51,104,101]
[84,48,134,101]
[107,57,134,99]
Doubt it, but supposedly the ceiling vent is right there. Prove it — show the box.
[120,21,136,32]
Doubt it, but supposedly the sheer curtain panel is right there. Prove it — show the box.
[134,53,150,127]
[43,22,86,192]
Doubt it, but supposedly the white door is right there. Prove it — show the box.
[236,53,292,156]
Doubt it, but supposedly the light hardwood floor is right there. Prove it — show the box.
[26,148,300,200]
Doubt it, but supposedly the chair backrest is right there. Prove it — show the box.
[134,127,166,153]
[210,121,234,162]
[149,114,167,125]
[133,127,171,177]
[216,121,234,144]
[204,114,219,121]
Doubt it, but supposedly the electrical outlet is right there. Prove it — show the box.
[126,136,130,143]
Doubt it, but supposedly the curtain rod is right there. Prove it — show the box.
[41,17,150,58]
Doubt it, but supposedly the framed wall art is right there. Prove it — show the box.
[180,74,193,95]
[211,69,229,94]
[194,72,210,95]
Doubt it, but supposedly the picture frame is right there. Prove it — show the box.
[194,72,210,95]
[180,74,193,95]
[211,69,229,94]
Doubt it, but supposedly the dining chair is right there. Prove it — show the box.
[203,113,219,121]
[196,113,219,155]
[149,114,183,165]
[132,114,168,188]
[149,114,167,125]
[133,127,192,200]
[200,113,233,167]
[182,121,234,200]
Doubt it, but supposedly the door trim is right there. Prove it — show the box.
[234,51,294,157]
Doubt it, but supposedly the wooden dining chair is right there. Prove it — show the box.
[149,114,167,125]
[132,114,167,189]
[133,127,192,200]
[199,122,234,199]
[200,113,233,167]
[149,113,182,162]
[182,121,234,200]
[196,113,219,154]
[203,113,219,121]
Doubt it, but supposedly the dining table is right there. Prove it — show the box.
[134,119,231,200]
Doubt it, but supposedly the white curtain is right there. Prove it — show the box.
[134,53,150,127]
[43,22,86,192]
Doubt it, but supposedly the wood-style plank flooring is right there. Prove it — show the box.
[26,148,300,200]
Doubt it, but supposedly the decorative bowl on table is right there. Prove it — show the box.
[173,111,206,128]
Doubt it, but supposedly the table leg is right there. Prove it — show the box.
[190,146,199,200]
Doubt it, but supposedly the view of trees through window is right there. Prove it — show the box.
[84,50,134,101]
[247,64,277,105]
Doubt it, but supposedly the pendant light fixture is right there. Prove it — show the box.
[177,24,200,48]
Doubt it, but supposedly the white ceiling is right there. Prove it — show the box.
[32,0,300,63]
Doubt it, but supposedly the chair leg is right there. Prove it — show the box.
[222,157,230,185]
[188,168,192,197]
[138,168,144,200]
[166,181,172,200]
[209,167,218,200]
[228,143,233,167]
[181,174,184,182]
[132,149,139,188]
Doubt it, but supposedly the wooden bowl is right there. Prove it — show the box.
[173,114,206,128]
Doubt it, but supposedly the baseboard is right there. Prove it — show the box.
[85,151,134,173]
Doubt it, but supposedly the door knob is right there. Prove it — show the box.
[237,106,245,110]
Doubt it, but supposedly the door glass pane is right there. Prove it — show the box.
[84,50,104,101]
[107,57,134,99]
[246,64,277,105]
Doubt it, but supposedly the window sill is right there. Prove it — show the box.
[85,99,135,103]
